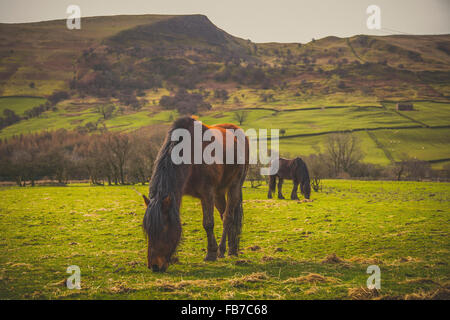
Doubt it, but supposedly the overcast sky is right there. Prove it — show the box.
[0,0,449,43]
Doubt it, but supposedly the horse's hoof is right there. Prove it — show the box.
[278,196,285,200]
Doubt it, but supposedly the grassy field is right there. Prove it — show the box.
[0,180,448,299]
[0,97,46,116]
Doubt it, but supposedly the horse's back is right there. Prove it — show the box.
[187,121,248,196]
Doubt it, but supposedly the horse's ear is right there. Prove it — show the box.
[143,195,150,207]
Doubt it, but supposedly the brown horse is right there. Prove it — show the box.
[142,116,249,272]
[267,157,311,200]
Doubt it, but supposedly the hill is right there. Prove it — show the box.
[0,14,449,168]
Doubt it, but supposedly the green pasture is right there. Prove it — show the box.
[200,106,417,137]
[0,97,46,116]
[383,102,450,127]
[0,180,448,299]
[372,128,450,162]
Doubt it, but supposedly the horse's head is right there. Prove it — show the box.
[301,181,311,199]
[143,194,181,272]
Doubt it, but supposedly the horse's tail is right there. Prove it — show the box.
[294,157,311,199]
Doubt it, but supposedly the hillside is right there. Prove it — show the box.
[0,14,449,168]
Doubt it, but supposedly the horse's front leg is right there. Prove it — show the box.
[277,178,285,199]
[201,197,218,261]
[291,181,299,200]
[267,175,275,199]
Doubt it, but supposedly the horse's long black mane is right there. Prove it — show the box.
[293,157,310,185]
[293,157,311,198]
[143,117,193,242]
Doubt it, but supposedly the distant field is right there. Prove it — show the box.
[372,128,450,162]
[201,106,416,136]
[279,131,392,165]
[0,180,448,299]
[384,102,450,127]
[0,96,46,116]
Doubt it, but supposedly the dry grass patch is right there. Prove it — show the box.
[400,278,438,285]
[153,279,211,292]
[261,255,274,262]
[321,253,345,264]
[8,262,33,270]
[233,259,252,266]
[404,284,450,300]
[348,287,381,300]
[109,283,135,294]
[228,272,269,288]
[396,256,422,263]
[47,279,67,287]
[321,253,351,267]
[305,286,320,295]
[283,273,339,284]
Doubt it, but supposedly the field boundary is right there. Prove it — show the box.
[366,130,394,163]
[0,95,46,99]
[277,125,423,140]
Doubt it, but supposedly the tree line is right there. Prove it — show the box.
[0,129,448,187]
[0,127,164,186]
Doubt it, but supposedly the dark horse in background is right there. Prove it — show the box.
[142,117,249,272]
[267,157,311,200]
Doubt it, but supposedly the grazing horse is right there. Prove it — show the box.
[142,116,249,272]
[267,157,311,200]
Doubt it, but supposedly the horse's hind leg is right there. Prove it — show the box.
[277,178,285,199]
[218,222,227,258]
[227,189,243,256]
[201,197,218,261]
[291,181,299,200]
[218,201,232,258]
[218,184,242,257]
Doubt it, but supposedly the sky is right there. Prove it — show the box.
[0,0,449,43]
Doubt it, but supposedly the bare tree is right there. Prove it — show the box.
[325,133,363,176]
[246,163,265,188]
[305,154,329,191]
[106,133,130,185]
